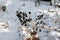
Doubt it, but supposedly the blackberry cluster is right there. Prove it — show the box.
[16,11,32,25]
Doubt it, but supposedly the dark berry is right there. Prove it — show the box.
[2,6,6,11]
[23,17,25,20]
[29,11,31,14]
[16,11,18,13]
[25,24,27,26]
[36,22,39,25]
[39,29,41,32]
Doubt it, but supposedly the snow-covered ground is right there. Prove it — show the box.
[0,0,60,40]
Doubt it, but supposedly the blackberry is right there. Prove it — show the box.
[39,29,41,32]
[36,22,39,25]
[2,6,6,11]
[23,17,25,20]
[29,11,31,14]
[24,24,27,26]
[19,12,22,14]
[16,11,18,13]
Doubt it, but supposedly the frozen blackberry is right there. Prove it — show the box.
[16,11,18,13]
[20,20,22,22]
[37,14,43,19]
[19,12,22,14]
[25,19,28,21]
[23,13,27,17]
[37,22,39,24]
[21,19,26,24]
[29,11,31,14]
[40,21,43,24]
[24,24,27,26]
[39,29,41,32]
[23,17,25,20]
[2,6,6,11]
[16,13,21,18]
[22,12,25,16]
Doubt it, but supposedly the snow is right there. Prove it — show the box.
[0,0,60,40]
